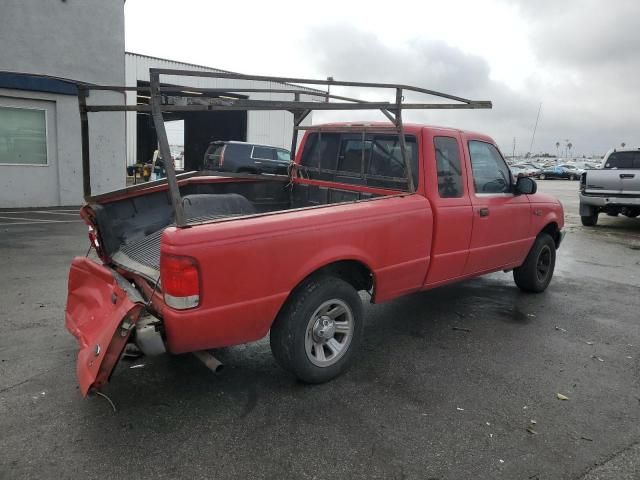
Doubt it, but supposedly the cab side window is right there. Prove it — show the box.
[468,140,512,194]
[434,136,463,198]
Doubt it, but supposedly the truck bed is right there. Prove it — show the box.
[112,210,253,280]
[92,177,385,281]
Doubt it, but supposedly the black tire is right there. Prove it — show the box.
[570,174,577,181]
[539,173,546,180]
[270,275,364,384]
[581,213,598,226]
[513,233,556,293]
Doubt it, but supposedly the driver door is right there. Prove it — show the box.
[463,138,531,274]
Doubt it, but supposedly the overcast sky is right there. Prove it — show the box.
[125,0,639,157]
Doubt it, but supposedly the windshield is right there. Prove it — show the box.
[276,149,291,162]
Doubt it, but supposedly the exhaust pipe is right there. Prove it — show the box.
[193,350,224,374]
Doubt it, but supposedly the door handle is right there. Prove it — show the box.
[479,208,490,217]
[620,173,635,179]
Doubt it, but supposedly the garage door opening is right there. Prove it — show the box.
[135,81,247,171]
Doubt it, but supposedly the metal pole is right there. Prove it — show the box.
[149,72,186,226]
[290,94,301,161]
[395,89,415,193]
[78,87,91,200]
[380,108,396,123]
[529,102,542,155]
[326,76,333,103]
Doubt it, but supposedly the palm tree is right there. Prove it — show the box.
[567,142,573,158]
[555,141,560,157]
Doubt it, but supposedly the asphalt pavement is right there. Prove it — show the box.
[1,181,639,479]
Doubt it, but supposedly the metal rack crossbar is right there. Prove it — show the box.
[76,68,492,226]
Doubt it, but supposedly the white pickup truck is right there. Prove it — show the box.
[579,148,640,226]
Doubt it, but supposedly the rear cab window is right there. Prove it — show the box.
[468,140,512,194]
[605,151,640,169]
[300,132,419,191]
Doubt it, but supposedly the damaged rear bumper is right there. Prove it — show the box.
[65,257,146,396]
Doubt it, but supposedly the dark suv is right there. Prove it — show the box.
[203,141,291,175]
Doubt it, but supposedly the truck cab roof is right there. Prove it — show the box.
[604,146,640,158]
[308,122,495,142]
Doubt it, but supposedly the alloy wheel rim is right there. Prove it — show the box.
[304,299,354,367]
[536,246,552,281]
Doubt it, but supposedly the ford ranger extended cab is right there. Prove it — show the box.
[579,148,640,226]
[64,70,564,395]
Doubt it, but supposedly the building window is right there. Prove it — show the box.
[0,106,48,165]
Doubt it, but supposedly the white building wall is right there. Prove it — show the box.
[125,53,315,165]
[0,1,125,207]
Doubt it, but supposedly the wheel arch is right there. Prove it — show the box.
[272,259,374,322]
[293,259,374,294]
[539,221,562,248]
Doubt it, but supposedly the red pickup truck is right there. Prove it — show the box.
[66,123,564,395]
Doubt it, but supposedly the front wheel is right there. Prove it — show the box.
[270,275,364,383]
[513,233,556,293]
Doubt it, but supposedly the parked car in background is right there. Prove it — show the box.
[509,164,529,179]
[204,141,291,175]
[571,161,596,171]
[173,151,185,172]
[539,164,582,180]
[514,163,542,178]
[579,147,640,225]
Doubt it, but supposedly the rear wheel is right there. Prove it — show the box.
[513,233,556,293]
[539,173,546,180]
[270,275,364,383]
[581,213,598,226]
[570,174,577,180]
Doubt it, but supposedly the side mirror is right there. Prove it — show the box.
[515,176,537,195]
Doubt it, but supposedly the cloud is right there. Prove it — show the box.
[312,29,491,95]
[508,0,640,68]
[307,26,541,155]
[306,22,640,155]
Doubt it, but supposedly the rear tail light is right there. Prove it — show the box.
[160,254,200,309]
[219,145,226,166]
[88,225,100,249]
